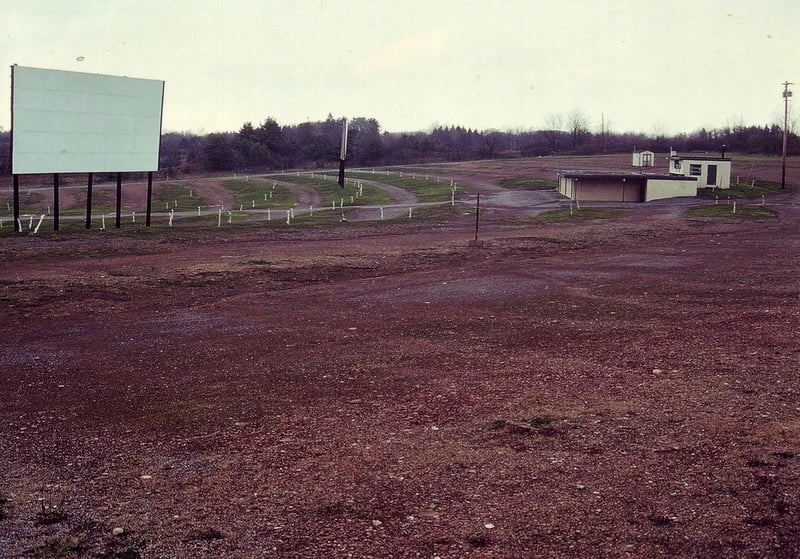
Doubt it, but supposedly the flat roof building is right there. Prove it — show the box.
[669,153,731,189]
[557,171,699,202]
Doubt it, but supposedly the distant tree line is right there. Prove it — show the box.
[0,114,797,176]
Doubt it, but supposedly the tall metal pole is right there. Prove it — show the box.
[338,118,348,188]
[782,81,793,189]
[474,192,480,242]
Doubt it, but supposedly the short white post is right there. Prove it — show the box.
[189,189,193,198]
[290,208,294,219]
[17,218,23,231]
[408,207,413,218]
[332,200,336,210]
[451,189,455,206]
[269,191,273,199]
[198,206,201,216]
[267,208,271,221]
[131,212,136,223]
[265,193,268,201]
[169,209,174,227]
[218,209,222,227]
[380,206,384,220]
[47,206,51,215]
[101,214,105,230]
[228,211,232,224]
[732,200,737,214]
[34,214,45,233]
[715,195,718,205]
[310,205,314,216]
[252,200,255,208]
[286,210,291,224]
[166,202,169,210]
[761,195,765,206]
[174,199,177,207]
[340,197,344,208]
[240,204,243,212]
[350,196,354,203]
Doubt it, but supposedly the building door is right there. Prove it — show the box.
[707,165,717,186]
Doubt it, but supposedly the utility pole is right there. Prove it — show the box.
[782,81,793,189]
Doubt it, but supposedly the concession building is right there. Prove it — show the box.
[558,152,732,202]
[557,171,699,202]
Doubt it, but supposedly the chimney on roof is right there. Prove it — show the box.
[721,144,727,158]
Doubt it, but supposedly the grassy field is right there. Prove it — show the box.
[269,174,391,206]
[330,170,470,202]
[224,179,299,210]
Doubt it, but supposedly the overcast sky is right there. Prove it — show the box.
[1,0,797,136]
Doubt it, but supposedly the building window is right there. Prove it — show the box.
[689,164,702,176]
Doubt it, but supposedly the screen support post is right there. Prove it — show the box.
[85,173,93,229]
[146,172,153,226]
[115,172,122,228]
[53,173,60,231]
[12,175,20,232]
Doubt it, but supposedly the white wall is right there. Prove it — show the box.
[645,178,698,201]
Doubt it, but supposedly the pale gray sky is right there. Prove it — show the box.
[1,0,797,135]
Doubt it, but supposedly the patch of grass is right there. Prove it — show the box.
[537,207,624,221]
[697,179,795,200]
[500,177,557,190]
[687,205,777,218]
[153,183,209,211]
[224,179,298,209]
[331,170,471,202]
[246,257,268,265]
[273,174,391,206]
[492,417,557,431]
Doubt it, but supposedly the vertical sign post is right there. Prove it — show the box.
[782,81,793,189]
[338,118,348,187]
[474,192,480,242]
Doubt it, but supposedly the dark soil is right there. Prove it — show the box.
[0,165,798,558]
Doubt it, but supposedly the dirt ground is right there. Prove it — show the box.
[0,161,799,558]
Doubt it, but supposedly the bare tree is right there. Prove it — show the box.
[566,109,590,150]
[542,112,563,153]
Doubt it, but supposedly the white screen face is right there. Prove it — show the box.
[11,66,164,174]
